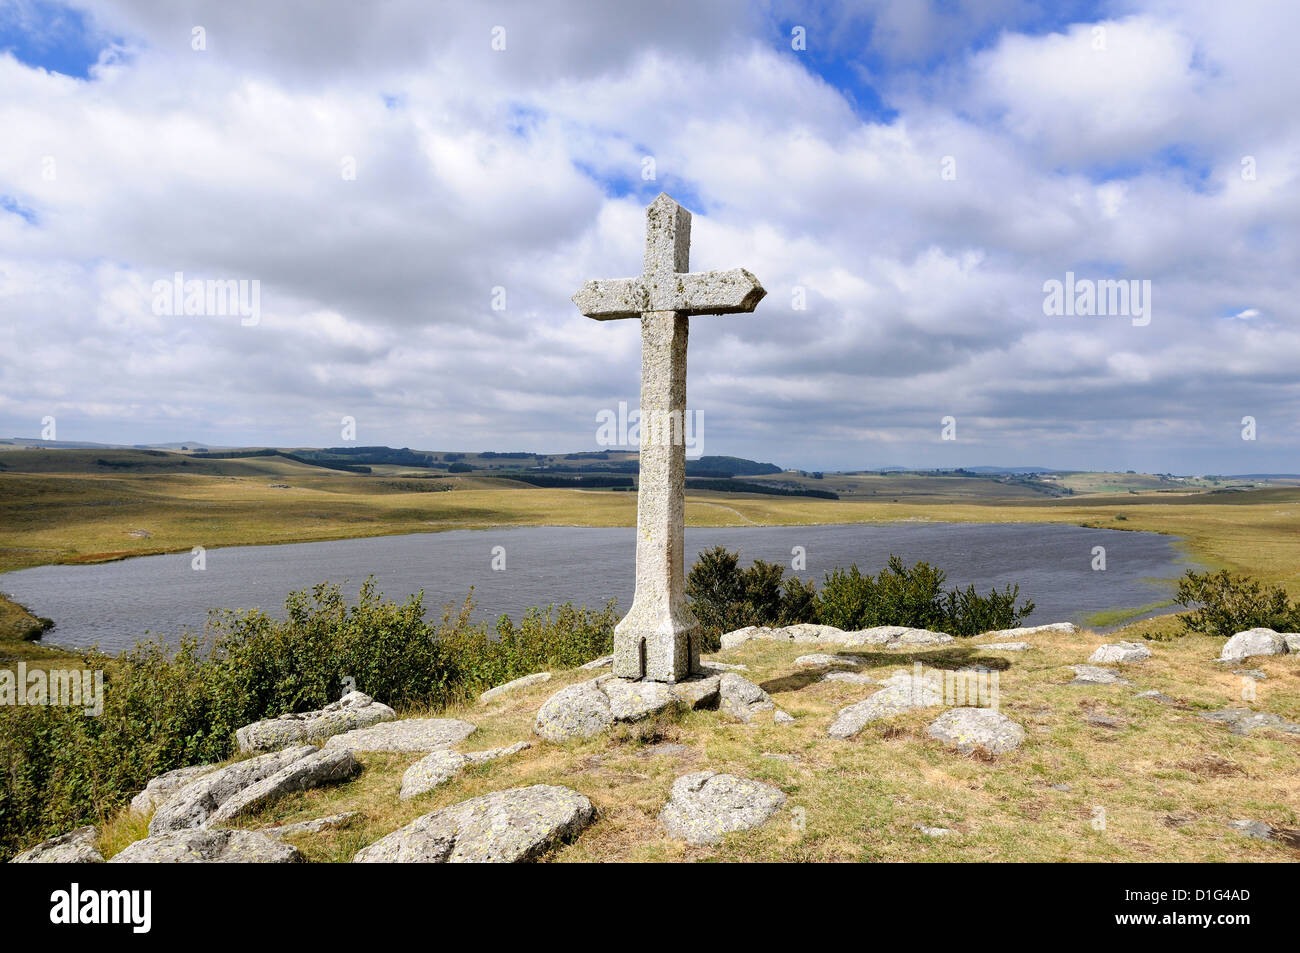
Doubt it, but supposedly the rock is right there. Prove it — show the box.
[149,745,318,835]
[1051,783,1072,792]
[603,678,681,721]
[353,785,594,862]
[1234,669,1267,680]
[639,742,690,758]
[112,829,303,863]
[207,748,360,825]
[891,628,955,646]
[827,671,944,739]
[822,671,877,685]
[667,675,721,710]
[579,655,614,670]
[11,826,102,863]
[534,679,615,742]
[235,691,396,753]
[795,653,863,668]
[927,707,1026,754]
[761,752,795,762]
[480,672,551,704]
[324,718,476,754]
[773,710,795,724]
[1088,641,1152,664]
[1084,712,1125,729]
[976,641,1030,651]
[1069,665,1131,686]
[719,626,777,649]
[129,764,217,816]
[1135,689,1176,704]
[1220,627,1290,662]
[535,674,718,743]
[400,742,531,800]
[699,660,747,672]
[1284,634,1300,653]
[718,672,774,722]
[719,623,951,650]
[1201,708,1300,736]
[261,812,361,838]
[915,824,953,837]
[658,771,785,845]
[1228,819,1276,842]
[844,625,912,645]
[782,623,850,643]
[982,622,1077,639]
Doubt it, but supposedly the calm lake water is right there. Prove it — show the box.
[2,523,1191,653]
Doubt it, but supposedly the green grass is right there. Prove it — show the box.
[1083,601,1177,629]
[101,618,1300,862]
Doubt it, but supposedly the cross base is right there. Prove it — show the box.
[612,609,701,683]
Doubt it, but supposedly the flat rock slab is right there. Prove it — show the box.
[700,660,747,672]
[975,641,1030,652]
[324,718,476,754]
[1084,712,1126,729]
[828,672,945,739]
[130,764,217,816]
[149,745,318,835]
[822,671,877,686]
[1135,689,1176,704]
[1069,665,1132,686]
[480,672,551,704]
[981,622,1076,639]
[353,784,594,863]
[719,624,953,650]
[795,653,864,668]
[11,826,102,864]
[1220,628,1291,662]
[112,829,303,863]
[659,771,785,845]
[579,655,614,670]
[535,675,719,742]
[262,812,360,838]
[915,824,954,837]
[235,691,395,753]
[1201,708,1300,737]
[400,742,532,800]
[1234,669,1268,680]
[208,748,359,825]
[927,708,1026,755]
[718,672,774,723]
[1088,642,1152,664]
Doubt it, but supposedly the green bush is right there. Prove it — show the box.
[0,579,615,860]
[1174,569,1299,637]
[685,547,816,650]
[817,555,1033,635]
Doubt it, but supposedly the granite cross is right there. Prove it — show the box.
[572,193,766,682]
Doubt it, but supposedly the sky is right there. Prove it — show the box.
[0,0,1296,474]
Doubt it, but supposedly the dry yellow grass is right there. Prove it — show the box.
[108,616,1300,863]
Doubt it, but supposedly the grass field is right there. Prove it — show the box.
[3,448,1299,664]
[95,614,1300,862]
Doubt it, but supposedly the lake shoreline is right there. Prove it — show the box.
[3,521,1196,656]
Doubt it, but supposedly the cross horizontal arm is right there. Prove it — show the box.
[572,269,766,320]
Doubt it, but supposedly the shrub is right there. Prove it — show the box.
[816,555,1033,635]
[685,547,816,650]
[1174,569,1299,637]
[0,579,615,860]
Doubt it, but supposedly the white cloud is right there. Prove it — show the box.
[0,0,1296,472]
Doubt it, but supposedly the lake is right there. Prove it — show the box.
[1,522,1192,653]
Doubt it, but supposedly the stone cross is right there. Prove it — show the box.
[572,193,765,682]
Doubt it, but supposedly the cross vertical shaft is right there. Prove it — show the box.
[614,197,698,680]
[571,192,765,682]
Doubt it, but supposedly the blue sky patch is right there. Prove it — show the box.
[0,0,115,78]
